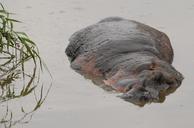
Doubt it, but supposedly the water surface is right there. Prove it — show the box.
[1,0,194,127]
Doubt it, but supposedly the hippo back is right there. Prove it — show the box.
[66,17,173,65]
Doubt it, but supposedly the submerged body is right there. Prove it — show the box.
[65,17,183,106]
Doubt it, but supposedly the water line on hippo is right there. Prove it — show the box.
[65,17,184,107]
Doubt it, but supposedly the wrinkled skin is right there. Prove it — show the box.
[65,17,184,107]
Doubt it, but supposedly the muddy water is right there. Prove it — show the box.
[1,0,194,127]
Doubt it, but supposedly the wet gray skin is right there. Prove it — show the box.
[115,60,183,106]
[65,17,184,107]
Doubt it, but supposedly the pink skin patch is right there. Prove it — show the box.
[103,69,137,92]
[73,54,103,78]
[103,70,126,86]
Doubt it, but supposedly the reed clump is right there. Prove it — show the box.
[0,3,42,102]
[0,4,51,127]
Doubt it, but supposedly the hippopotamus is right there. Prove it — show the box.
[65,17,183,106]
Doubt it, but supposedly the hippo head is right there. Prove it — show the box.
[113,60,184,107]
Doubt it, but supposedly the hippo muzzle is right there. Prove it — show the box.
[114,60,183,106]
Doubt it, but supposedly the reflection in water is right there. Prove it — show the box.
[0,4,51,128]
[0,83,51,128]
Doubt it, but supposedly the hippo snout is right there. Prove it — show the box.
[117,66,183,107]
